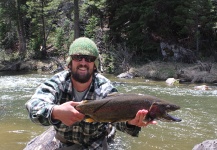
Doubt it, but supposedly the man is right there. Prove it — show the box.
[25,37,157,150]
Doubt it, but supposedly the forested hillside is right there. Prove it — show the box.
[0,0,217,73]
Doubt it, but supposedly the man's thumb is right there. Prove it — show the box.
[69,101,82,107]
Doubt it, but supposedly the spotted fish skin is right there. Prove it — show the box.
[75,93,181,123]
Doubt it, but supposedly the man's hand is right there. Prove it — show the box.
[127,109,157,127]
[52,101,85,126]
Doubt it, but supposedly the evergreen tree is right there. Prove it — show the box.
[26,0,51,59]
[107,0,217,61]
[0,0,217,63]
[0,0,27,59]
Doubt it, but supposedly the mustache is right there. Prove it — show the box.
[77,64,89,69]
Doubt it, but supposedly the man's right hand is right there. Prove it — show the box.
[52,101,85,126]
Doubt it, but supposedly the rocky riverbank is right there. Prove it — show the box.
[117,61,217,84]
[0,57,67,74]
[0,59,217,84]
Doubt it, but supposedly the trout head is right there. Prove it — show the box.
[144,102,182,122]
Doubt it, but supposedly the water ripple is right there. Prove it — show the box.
[0,75,47,90]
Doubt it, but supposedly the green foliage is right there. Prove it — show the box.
[0,1,18,50]
[0,0,217,65]
[84,16,99,39]
[107,0,217,62]
[55,28,64,50]
[28,36,43,58]
[0,19,17,50]
[101,53,114,73]
[54,19,74,56]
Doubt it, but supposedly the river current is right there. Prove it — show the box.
[0,72,216,150]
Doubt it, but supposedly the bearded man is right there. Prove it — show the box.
[25,37,156,150]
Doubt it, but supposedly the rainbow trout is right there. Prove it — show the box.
[76,93,181,123]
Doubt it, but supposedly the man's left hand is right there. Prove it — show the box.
[127,109,157,127]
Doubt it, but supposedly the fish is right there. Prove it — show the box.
[75,93,181,123]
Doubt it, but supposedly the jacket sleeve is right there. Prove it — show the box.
[25,74,65,126]
[113,122,141,137]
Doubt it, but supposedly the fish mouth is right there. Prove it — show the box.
[145,112,182,122]
[160,113,182,122]
[145,103,182,122]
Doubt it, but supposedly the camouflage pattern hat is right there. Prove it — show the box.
[67,37,99,70]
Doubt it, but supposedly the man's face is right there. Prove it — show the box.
[70,55,96,83]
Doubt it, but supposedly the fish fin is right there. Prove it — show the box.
[84,118,95,123]
[84,116,96,123]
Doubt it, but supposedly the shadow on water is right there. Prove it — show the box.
[0,72,217,150]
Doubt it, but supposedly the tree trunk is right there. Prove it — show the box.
[40,0,47,59]
[74,0,80,39]
[16,0,27,58]
[214,51,217,62]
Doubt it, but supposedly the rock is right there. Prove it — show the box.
[192,139,217,150]
[24,125,116,150]
[117,72,134,79]
[165,78,179,85]
[0,57,66,73]
[194,85,211,90]
[160,42,196,63]
[177,67,217,84]
[24,126,60,150]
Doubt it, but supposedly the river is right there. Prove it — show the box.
[0,72,216,150]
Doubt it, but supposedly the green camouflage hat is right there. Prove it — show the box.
[67,37,99,70]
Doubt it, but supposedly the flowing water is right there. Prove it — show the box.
[0,72,217,150]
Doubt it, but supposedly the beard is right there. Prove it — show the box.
[71,65,93,83]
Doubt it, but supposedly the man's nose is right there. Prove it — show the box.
[80,58,87,64]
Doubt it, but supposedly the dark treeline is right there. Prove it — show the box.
[0,0,217,73]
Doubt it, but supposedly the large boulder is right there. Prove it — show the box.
[117,72,134,79]
[177,64,217,83]
[192,139,217,150]
[24,127,60,150]
[165,78,179,85]
[24,125,116,150]
[160,42,196,63]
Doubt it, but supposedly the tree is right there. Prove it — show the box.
[1,0,217,64]
[74,0,80,39]
[0,0,27,58]
[16,0,27,57]
[107,0,217,62]
[26,0,50,59]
